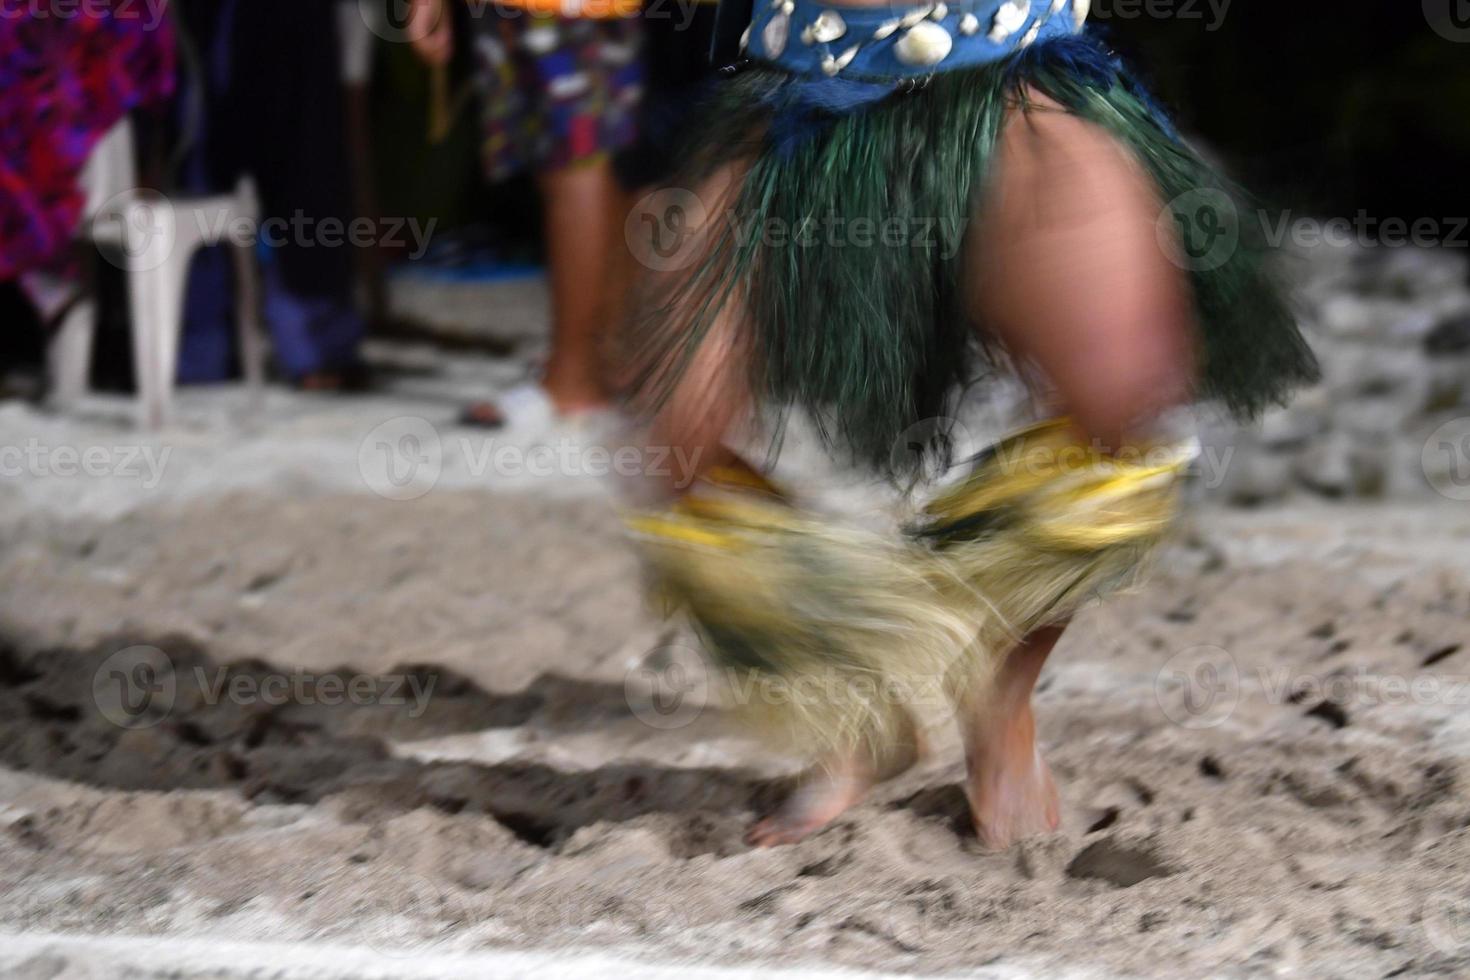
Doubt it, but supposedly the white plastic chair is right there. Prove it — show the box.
[48,118,267,428]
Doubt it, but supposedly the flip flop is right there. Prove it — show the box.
[457,381,558,432]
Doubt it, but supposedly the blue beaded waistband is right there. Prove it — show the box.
[741,0,1089,82]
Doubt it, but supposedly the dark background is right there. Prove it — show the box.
[1108,0,1470,224]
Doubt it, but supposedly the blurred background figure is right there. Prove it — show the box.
[0,1,174,392]
[407,0,644,432]
[173,0,367,391]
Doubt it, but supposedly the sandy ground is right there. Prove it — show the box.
[3,386,1470,978]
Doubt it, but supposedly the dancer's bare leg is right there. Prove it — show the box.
[627,162,756,496]
[537,160,621,412]
[971,88,1195,448]
[960,625,1064,850]
[955,102,1190,849]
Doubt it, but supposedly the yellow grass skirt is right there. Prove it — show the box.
[627,420,1198,761]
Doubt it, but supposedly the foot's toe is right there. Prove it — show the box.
[744,814,826,848]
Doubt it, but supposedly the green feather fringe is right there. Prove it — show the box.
[626,41,1319,475]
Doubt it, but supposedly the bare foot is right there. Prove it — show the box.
[747,717,922,847]
[960,627,1066,851]
[965,698,1061,850]
[745,764,874,847]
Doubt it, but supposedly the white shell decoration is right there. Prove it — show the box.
[957,11,979,34]
[873,17,901,39]
[809,10,847,42]
[763,12,790,56]
[899,5,932,28]
[929,2,947,19]
[988,0,1030,42]
[894,19,952,66]
[739,24,750,50]
[1050,0,1066,12]
[1019,19,1043,46]
[1072,0,1090,30]
[781,1,795,14]
[820,42,860,75]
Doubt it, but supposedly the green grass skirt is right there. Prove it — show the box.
[626,35,1319,475]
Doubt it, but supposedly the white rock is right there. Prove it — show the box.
[894,20,952,66]
[809,9,847,42]
[989,0,1029,43]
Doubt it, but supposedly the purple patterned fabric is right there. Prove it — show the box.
[473,11,643,182]
[0,3,175,281]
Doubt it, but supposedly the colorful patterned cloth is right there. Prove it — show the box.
[472,11,643,182]
[0,4,175,282]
